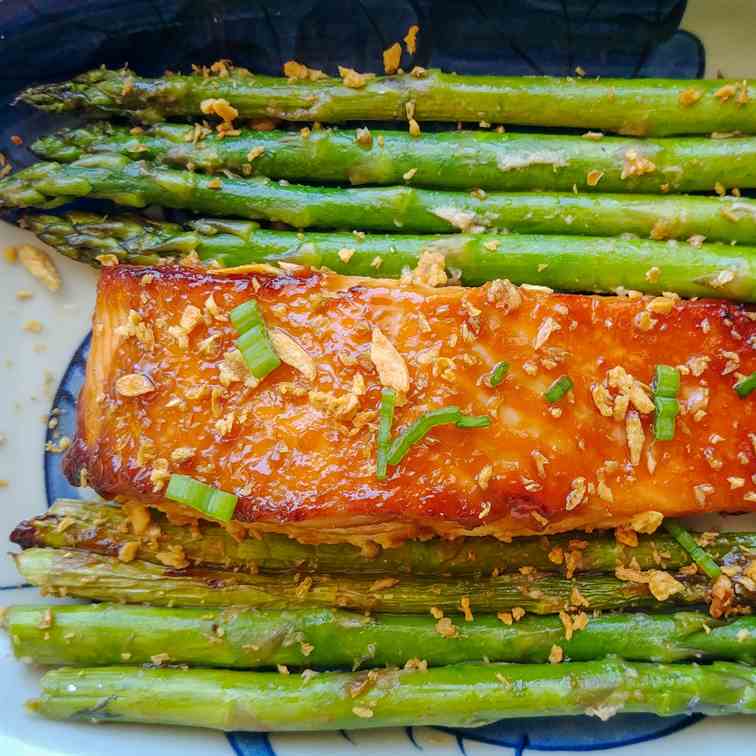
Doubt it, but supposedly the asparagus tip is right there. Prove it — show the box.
[9,517,43,549]
[16,82,67,111]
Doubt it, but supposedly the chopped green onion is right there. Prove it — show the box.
[237,335,281,379]
[166,474,238,523]
[653,396,680,441]
[489,361,509,387]
[235,324,265,351]
[653,414,676,441]
[238,346,281,381]
[385,406,491,467]
[230,299,281,380]
[653,365,680,398]
[652,365,681,441]
[664,520,721,579]
[456,415,492,429]
[734,371,756,398]
[230,299,265,334]
[376,388,397,480]
[655,396,680,416]
[386,407,461,466]
[544,375,573,403]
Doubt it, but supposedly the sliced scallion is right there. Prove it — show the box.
[489,361,509,387]
[734,371,756,398]
[230,299,281,380]
[653,414,675,441]
[230,299,265,334]
[652,365,681,441]
[238,337,281,379]
[456,415,492,429]
[664,520,721,579]
[386,407,461,466]
[376,388,397,480]
[385,406,492,467]
[653,396,680,441]
[653,364,681,398]
[544,375,573,403]
[166,474,238,523]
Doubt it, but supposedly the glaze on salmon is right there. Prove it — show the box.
[64,265,756,546]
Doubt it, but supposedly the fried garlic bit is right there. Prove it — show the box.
[283,60,327,82]
[18,245,61,292]
[370,327,410,393]
[115,373,155,397]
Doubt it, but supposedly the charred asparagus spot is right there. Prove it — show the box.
[19,211,756,301]
[29,660,756,729]
[5,604,756,669]
[15,500,756,577]
[18,67,756,135]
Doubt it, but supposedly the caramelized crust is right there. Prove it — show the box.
[64,265,755,545]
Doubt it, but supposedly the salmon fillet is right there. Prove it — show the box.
[64,264,755,546]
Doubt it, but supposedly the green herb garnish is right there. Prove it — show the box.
[734,371,756,398]
[230,299,280,380]
[376,388,397,480]
[544,375,573,403]
[385,407,492,467]
[652,365,680,440]
[664,520,721,579]
[166,474,238,522]
[489,361,509,387]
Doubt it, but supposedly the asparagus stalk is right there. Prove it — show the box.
[29,660,756,729]
[18,67,756,136]
[22,211,756,300]
[14,499,756,577]
[13,547,736,614]
[6,604,756,669]
[32,123,756,193]
[21,211,756,300]
[5,156,756,244]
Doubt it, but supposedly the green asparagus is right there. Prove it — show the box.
[18,67,756,136]
[21,211,756,300]
[29,660,756,729]
[13,547,738,614]
[6,604,756,669]
[32,123,756,193]
[13,499,756,576]
[5,155,756,247]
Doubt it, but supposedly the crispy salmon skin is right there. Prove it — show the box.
[64,264,755,545]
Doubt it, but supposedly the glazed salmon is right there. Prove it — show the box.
[64,264,755,546]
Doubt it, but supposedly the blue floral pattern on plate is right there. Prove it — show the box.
[17,1,706,751]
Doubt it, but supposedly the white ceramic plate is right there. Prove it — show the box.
[2,1,756,753]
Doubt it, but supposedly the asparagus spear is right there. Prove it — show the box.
[30,660,756,729]
[32,123,756,193]
[22,211,756,300]
[23,212,207,266]
[18,67,756,136]
[4,156,756,243]
[13,547,736,614]
[6,604,756,669]
[14,499,756,577]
